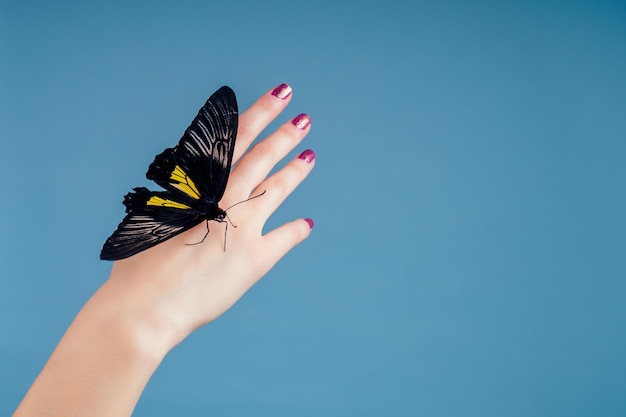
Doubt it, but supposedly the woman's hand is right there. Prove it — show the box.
[13,83,315,417]
[108,82,315,349]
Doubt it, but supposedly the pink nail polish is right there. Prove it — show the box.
[298,149,315,163]
[271,83,292,100]
[292,113,310,130]
[305,218,314,229]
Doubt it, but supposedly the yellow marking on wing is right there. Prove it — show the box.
[170,165,200,199]
[147,196,191,209]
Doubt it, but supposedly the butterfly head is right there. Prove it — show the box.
[215,208,227,222]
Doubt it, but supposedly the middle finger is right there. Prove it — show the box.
[227,113,311,198]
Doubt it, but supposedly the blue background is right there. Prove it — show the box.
[2,1,625,415]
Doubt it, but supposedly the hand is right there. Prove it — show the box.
[105,83,315,349]
[12,83,315,417]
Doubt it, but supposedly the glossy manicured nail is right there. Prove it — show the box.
[292,113,310,130]
[305,218,314,229]
[298,149,315,163]
[271,83,292,100]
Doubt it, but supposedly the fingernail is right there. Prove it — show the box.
[271,83,292,100]
[298,149,315,163]
[292,113,310,130]
[305,218,314,229]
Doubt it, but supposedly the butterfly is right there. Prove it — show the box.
[100,86,240,261]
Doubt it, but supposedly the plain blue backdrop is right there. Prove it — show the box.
[1,1,625,415]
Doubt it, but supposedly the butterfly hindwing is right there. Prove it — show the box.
[147,86,238,203]
[100,187,205,260]
[99,86,238,261]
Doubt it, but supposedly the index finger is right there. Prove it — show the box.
[232,83,293,164]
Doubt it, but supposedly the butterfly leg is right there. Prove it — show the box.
[186,221,210,246]
[223,221,228,252]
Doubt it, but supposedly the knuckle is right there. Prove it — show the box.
[258,99,275,114]
[251,140,275,158]
[279,123,299,142]
[269,175,288,193]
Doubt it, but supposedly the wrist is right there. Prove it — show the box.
[13,275,176,417]
[96,268,188,360]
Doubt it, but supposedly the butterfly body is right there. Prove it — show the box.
[100,86,238,261]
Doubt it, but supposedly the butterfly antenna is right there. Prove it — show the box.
[220,190,266,252]
[225,190,267,211]
[224,190,267,230]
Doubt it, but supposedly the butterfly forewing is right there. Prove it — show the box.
[147,86,237,202]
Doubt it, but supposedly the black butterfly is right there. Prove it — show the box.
[100,86,239,261]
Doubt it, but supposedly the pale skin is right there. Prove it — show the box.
[13,84,314,417]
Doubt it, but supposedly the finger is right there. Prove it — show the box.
[259,218,314,270]
[233,83,293,164]
[251,149,316,219]
[229,113,311,196]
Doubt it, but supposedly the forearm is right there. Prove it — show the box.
[13,277,173,417]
